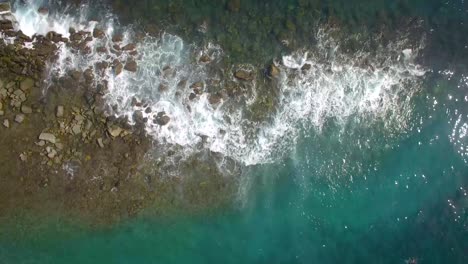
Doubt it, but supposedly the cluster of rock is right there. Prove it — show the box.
[0,77,35,128]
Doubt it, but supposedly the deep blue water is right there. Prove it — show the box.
[1,0,468,263]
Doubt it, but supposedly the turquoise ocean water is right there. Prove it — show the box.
[1,0,468,263]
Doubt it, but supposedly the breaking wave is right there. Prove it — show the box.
[10,0,428,166]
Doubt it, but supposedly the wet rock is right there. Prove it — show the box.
[84,69,94,82]
[107,125,123,137]
[20,78,34,91]
[122,43,136,51]
[268,64,280,78]
[199,55,211,63]
[177,80,187,89]
[93,28,105,39]
[0,2,11,13]
[0,20,13,31]
[14,114,25,123]
[189,93,197,100]
[234,70,254,81]
[190,82,204,94]
[124,60,137,72]
[46,31,63,43]
[39,132,56,144]
[209,94,222,105]
[3,119,9,128]
[155,112,170,126]
[114,61,123,76]
[56,105,64,117]
[301,63,311,71]
[21,105,32,114]
[37,7,49,15]
[70,70,81,81]
[96,46,107,53]
[158,84,168,92]
[0,111,3,116]
[112,34,123,43]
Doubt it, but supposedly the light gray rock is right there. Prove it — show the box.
[3,119,9,128]
[39,132,56,144]
[108,125,123,137]
[97,138,104,148]
[56,105,64,117]
[15,114,25,123]
[72,124,82,135]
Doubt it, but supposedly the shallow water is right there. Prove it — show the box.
[1,0,468,263]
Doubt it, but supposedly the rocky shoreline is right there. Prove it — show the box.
[0,3,237,228]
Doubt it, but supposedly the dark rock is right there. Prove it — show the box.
[190,82,204,94]
[301,63,311,71]
[199,55,211,63]
[38,7,49,15]
[70,70,81,81]
[268,64,280,78]
[158,84,168,92]
[234,70,254,81]
[177,80,187,89]
[114,61,123,76]
[93,28,105,39]
[96,46,107,53]
[0,2,11,13]
[189,93,197,100]
[122,43,136,51]
[124,60,137,72]
[155,112,170,126]
[84,68,94,82]
[208,94,222,105]
[112,34,123,42]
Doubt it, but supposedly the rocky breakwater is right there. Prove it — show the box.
[0,6,235,228]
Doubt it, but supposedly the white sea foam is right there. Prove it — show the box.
[8,2,428,167]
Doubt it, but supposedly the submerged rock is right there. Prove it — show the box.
[227,0,241,12]
[56,105,64,117]
[39,132,56,144]
[14,114,24,123]
[234,70,254,81]
[20,78,34,91]
[124,60,137,72]
[21,105,32,114]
